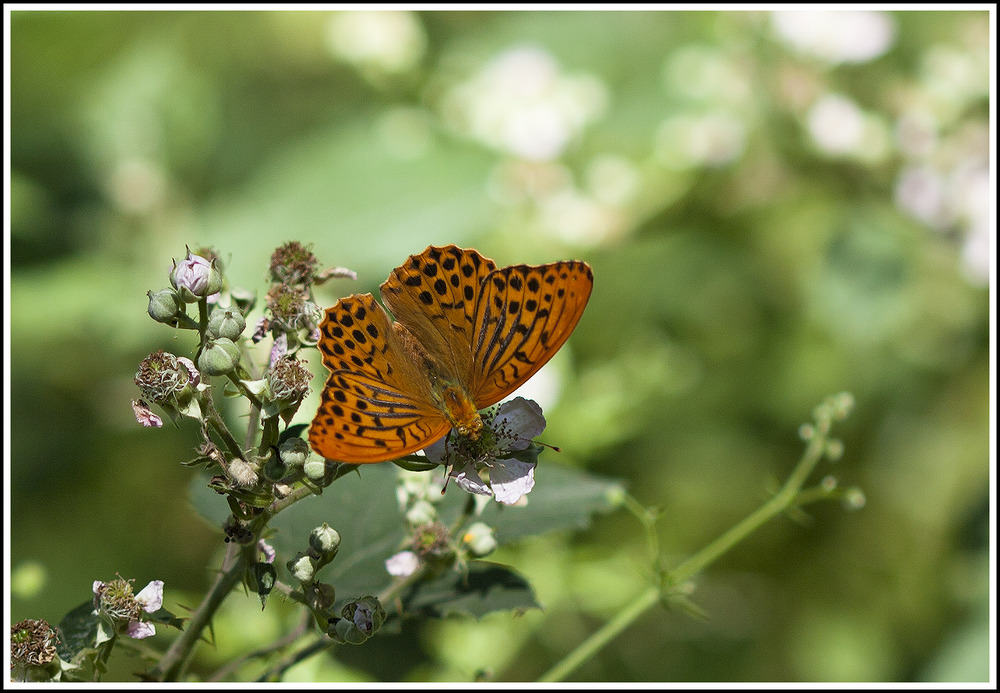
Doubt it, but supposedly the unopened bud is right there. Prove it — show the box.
[309,524,341,559]
[842,487,866,511]
[286,553,316,583]
[147,288,183,324]
[279,437,309,469]
[198,338,242,376]
[304,458,327,482]
[170,250,223,303]
[207,307,246,341]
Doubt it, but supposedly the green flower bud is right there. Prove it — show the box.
[278,437,309,469]
[207,307,246,341]
[309,524,341,560]
[286,553,316,584]
[842,487,867,511]
[198,338,242,376]
[146,288,183,325]
[304,458,327,482]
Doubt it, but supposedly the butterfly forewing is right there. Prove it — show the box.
[470,260,593,408]
[380,245,497,388]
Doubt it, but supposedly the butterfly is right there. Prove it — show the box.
[308,244,593,463]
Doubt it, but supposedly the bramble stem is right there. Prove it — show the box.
[538,587,660,683]
[202,394,245,461]
[151,541,250,682]
[538,397,847,683]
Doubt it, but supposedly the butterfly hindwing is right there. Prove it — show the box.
[310,292,447,462]
[470,260,593,408]
[309,370,450,463]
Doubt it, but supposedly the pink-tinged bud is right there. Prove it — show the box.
[170,250,223,302]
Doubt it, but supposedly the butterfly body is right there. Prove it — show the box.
[309,245,592,463]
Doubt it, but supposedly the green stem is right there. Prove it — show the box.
[202,393,245,461]
[151,541,250,682]
[538,414,833,683]
[538,586,660,683]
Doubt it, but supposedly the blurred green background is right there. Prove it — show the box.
[7,9,992,683]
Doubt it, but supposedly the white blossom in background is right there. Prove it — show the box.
[805,93,889,162]
[655,111,747,169]
[663,44,750,108]
[441,46,607,162]
[771,10,896,64]
[325,10,426,74]
[951,163,990,286]
[894,165,947,227]
[585,154,640,207]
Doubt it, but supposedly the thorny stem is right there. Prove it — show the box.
[201,393,245,462]
[254,559,434,682]
[151,541,250,682]
[539,399,849,683]
[207,611,312,682]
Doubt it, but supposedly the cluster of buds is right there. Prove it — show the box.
[280,523,390,640]
[385,466,501,580]
[254,241,357,368]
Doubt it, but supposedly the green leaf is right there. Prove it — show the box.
[402,561,540,619]
[146,607,185,631]
[190,461,623,617]
[55,600,100,661]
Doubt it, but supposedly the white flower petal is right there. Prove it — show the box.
[135,580,164,613]
[126,621,156,640]
[488,457,536,505]
[422,436,449,464]
[495,397,546,450]
[453,464,492,497]
[385,551,420,577]
[93,581,104,595]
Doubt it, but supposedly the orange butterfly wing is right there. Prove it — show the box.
[380,244,498,390]
[470,260,593,407]
[309,294,450,463]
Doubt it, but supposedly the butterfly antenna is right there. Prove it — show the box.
[441,462,453,495]
[535,440,561,453]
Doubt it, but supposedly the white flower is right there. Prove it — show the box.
[424,397,546,505]
[385,550,421,577]
[93,579,163,640]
